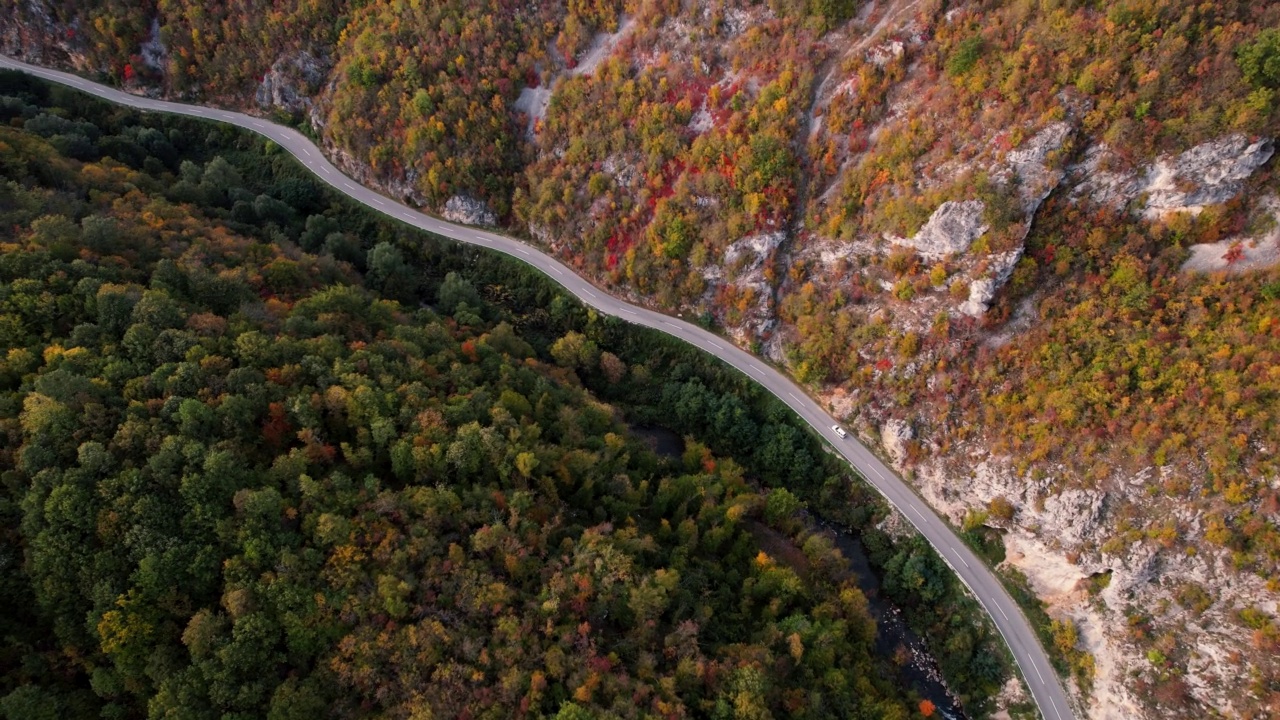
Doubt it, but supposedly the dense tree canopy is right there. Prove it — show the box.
[0,73,1011,719]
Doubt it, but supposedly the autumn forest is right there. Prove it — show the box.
[3,0,1280,717]
[0,72,1014,719]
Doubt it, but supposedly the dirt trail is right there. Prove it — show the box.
[571,15,636,77]
[794,0,921,222]
[773,0,922,311]
[514,16,637,138]
[805,0,920,142]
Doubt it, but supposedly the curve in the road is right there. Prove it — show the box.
[1,55,1075,720]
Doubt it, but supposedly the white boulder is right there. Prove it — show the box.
[1144,135,1274,216]
[882,419,915,464]
[442,195,497,226]
[1074,135,1274,216]
[891,199,988,259]
[958,250,1023,317]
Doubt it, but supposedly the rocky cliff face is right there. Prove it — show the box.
[255,51,327,116]
[441,195,498,226]
[890,199,989,259]
[1,0,86,70]
[795,114,1076,335]
[843,123,1277,718]
[1073,135,1276,217]
[909,450,1279,719]
[779,5,1279,719]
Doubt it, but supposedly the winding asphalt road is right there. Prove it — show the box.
[1,55,1076,720]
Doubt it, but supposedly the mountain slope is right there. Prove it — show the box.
[0,70,989,720]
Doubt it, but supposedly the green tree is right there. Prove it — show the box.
[437,271,483,315]
[764,487,802,525]
[366,242,419,300]
[200,156,242,206]
[947,37,983,77]
[1237,28,1280,89]
[0,686,61,720]
[550,331,600,370]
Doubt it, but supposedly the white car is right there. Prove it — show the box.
[831,425,848,438]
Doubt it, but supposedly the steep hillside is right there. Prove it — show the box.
[3,1,1280,717]
[774,3,1280,717]
[0,71,1020,719]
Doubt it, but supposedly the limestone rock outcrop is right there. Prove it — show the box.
[255,52,326,115]
[1074,134,1274,216]
[891,200,988,259]
[882,419,914,463]
[1143,135,1274,216]
[442,195,497,226]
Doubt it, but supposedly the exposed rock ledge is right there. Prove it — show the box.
[709,231,785,347]
[1181,196,1280,274]
[905,447,1280,719]
[1145,136,1274,216]
[256,51,326,115]
[882,122,1074,318]
[881,419,914,463]
[889,199,989,259]
[1073,135,1274,217]
[958,250,1022,317]
[1003,121,1074,215]
[442,195,497,226]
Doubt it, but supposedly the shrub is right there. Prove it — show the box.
[946,37,983,78]
[1237,28,1280,89]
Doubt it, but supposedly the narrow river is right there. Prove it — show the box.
[825,527,967,719]
[633,425,964,717]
